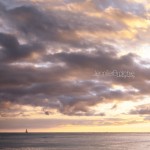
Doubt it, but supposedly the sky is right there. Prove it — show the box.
[0,0,150,132]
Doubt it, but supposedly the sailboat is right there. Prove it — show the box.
[25,129,28,134]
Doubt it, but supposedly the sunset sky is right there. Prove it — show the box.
[0,0,150,132]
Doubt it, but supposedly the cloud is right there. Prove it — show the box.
[8,6,60,40]
[130,104,150,115]
[0,32,44,62]
[0,0,150,121]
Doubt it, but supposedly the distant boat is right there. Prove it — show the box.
[25,129,28,134]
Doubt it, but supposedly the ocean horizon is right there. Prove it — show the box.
[0,132,150,150]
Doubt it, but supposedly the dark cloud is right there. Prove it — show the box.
[5,5,87,48]
[8,6,60,40]
[0,32,44,62]
[0,1,135,48]
[130,104,150,115]
[49,51,135,71]
[0,2,5,14]
[0,0,150,120]
[0,48,148,116]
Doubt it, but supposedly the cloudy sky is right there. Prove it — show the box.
[0,0,150,132]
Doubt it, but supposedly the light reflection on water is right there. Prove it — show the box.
[0,133,150,150]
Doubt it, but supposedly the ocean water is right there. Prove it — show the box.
[0,133,150,150]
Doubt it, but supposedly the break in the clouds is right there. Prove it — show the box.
[0,0,150,131]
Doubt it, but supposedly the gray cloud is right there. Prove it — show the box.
[0,32,43,62]
[0,0,150,119]
[130,104,150,115]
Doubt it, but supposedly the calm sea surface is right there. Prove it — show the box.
[0,133,150,150]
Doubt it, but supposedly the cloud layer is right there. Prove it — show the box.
[0,0,150,130]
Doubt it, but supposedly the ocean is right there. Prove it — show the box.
[0,133,150,150]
